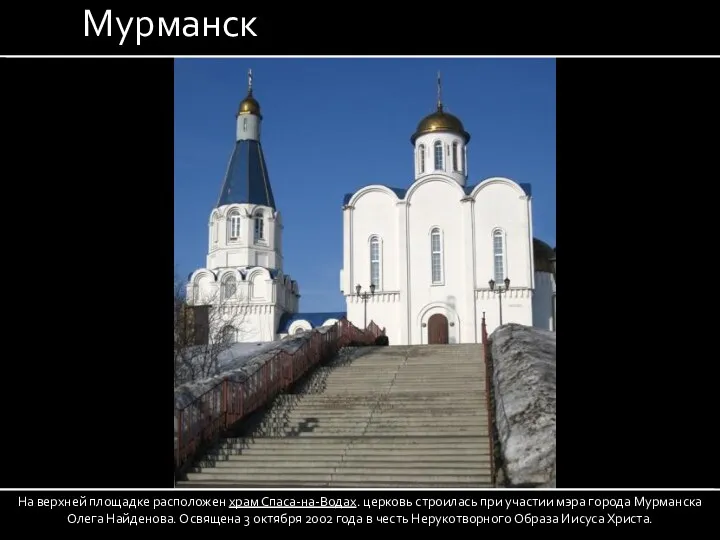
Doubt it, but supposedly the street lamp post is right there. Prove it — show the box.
[356,283,376,330]
[488,277,511,326]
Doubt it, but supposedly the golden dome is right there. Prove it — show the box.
[533,238,556,274]
[237,68,261,117]
[411,105,470,144]
[238,92,261,116]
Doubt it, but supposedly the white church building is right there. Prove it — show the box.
[185,70,555,345]
[186,71,347,343]
[339,77,556,345]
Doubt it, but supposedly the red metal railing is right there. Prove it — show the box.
[480,313,497,486]
[174,318,385,471]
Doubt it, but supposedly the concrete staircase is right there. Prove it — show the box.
[176,344,492,488]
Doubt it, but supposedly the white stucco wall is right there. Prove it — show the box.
[186,265,300,344]
[206,203,283,271]
[406,176,470,345]
[532,271,555,331]
[237,113,260,141]
[341,174,538,345]
[413,132,468,187]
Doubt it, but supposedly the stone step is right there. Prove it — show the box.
[204,453,492,463]
[318,380,486,384]
[278,408,487,413]
[251,432,490,439]
[256,425,489,433]
[184,471,492,483]
[215,449,491,460]
[263,416,488,422]
[176,480,492,488]
[260,417,489,424]
[320,362,483,366]
[282,392,485,400]
[281,403,488,409]
[316,381,486,386]
[252,427,487,435]
[321,369,484,374]
[221,444,490,453]
[221,441,491,451]
[338,368,482,372]
[277,408,488,414]
[217,444,490,461]
[259,415,489,421]
[224,435,489,444]
[325,364,483,369]
[286,398,487,404]
[180,343,495,489]
[197,459,490,469]
[285,398,487,404]
[316,384,486,390]
[191,465,491,475]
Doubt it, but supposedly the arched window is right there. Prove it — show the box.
[493,230,505,283]
[452,142,459,171]
[228,211,241,241]
[370,236,381,288]
[418,144,426,174]
[243,118,248,132]
[433,141,443,170]
[294,327,305,335]
[462,146,467,174]
[430,228,443,284]
[254,213,264,242]
[223,275,237,300]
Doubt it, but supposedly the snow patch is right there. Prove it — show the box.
[175,325,332,409]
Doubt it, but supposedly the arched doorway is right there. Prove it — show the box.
[428,314,449,344]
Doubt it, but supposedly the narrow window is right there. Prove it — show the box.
[493,230,505,283]
[229,215,241,239]
[431,228,443,284]
[370,236,380,288]
[254,214,264,242]
[418,145,425,174]
[452,142,459,171]
[434,141,443,170]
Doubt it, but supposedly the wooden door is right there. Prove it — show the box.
[428,314,449,344]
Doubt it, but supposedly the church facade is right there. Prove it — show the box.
[184,71,555,345]
[186,72,344,343]
[340,79,556,345]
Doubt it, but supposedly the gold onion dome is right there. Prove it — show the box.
[411,104,471,144]
[238,94,260,115]
[411,73,470,144]
[237,68,261,117]
[533,238,556,274]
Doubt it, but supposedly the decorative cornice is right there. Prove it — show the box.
[346,291,400,303]
[474,287,533,300]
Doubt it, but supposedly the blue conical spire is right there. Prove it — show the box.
[216,71,276,210]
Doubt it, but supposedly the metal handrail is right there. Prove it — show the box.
[174,318,385,471]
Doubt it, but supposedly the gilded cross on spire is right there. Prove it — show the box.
[437,71,443,111]
[248,68,253,94]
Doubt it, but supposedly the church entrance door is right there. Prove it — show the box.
[428,314,449,344]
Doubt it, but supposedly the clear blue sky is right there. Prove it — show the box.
[174,58,556,312]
